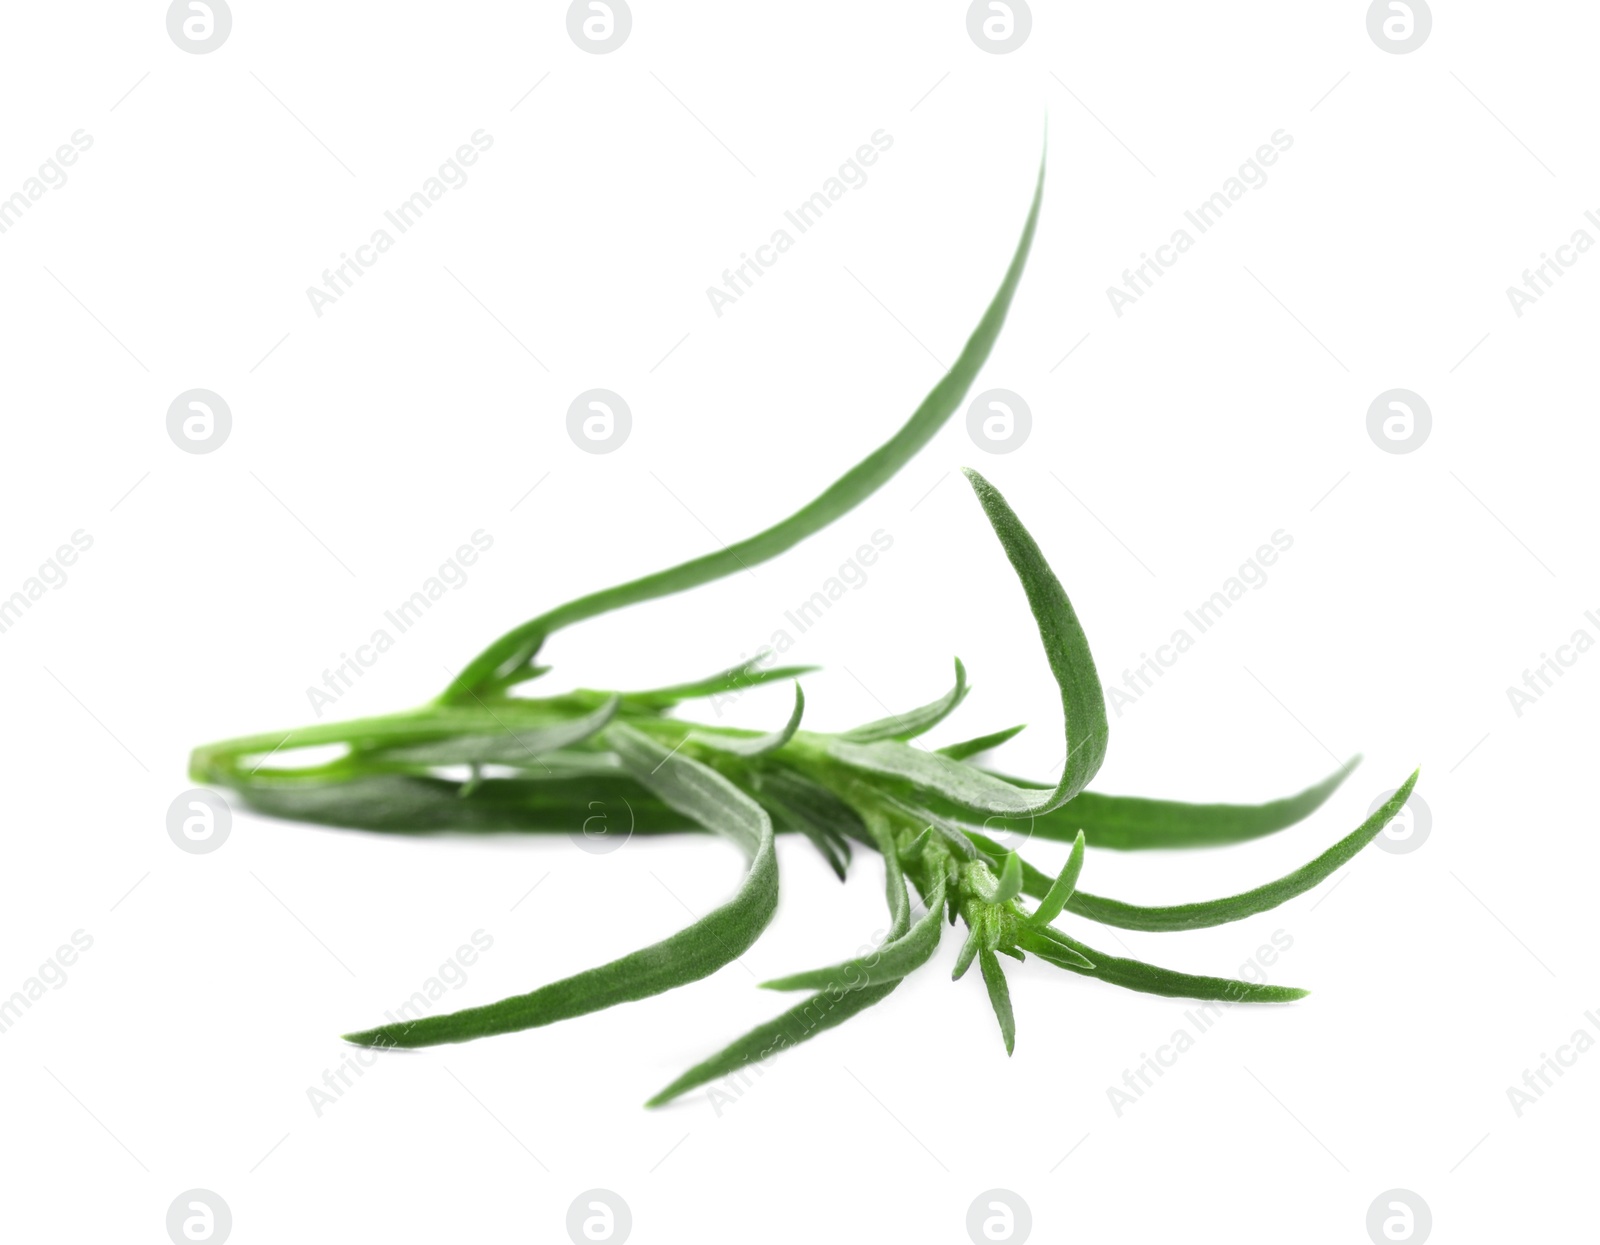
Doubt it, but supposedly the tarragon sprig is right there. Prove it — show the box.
[189,146,1418,1106]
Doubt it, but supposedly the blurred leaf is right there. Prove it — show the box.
[691,683,805,758]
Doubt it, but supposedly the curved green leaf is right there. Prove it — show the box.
[992,851,1024,903]
[691,683,805,758]
[952,926,981,980]
[936,724,1025,761]
[1052,770,1418,931]
[900,825,934,863]
[972,759,1359,850]
[373,696,621,766]
[748,766,857,880]
[761,874,947,992]
[841,659,968,743]
[1027,830,1085,928]
[878,794,978,861]
[1020,926,1306,1003]
[342,723,778,1048]
[613,657,818,711]
[828,468,1109,817]
[441,150,1049,703]
[970,772,1417,932]
[645,978,902,1107]
[646,805,913,1106]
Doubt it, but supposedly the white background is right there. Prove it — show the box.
[1,2,1595,1242]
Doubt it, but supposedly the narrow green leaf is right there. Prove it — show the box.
[762,875,947,992]
[613,657,818,710]
[754,767,863,843]
[1028,830,1085,927]
[952,927,981,980]
[1020,926,1305,1003]
[441,149,1049,703]
[690,683,805,759]
[977,949,1016,1055]
[828,468,1109,817]
[645,979,901,1107]
[841,658,968,742]
[763,804,849,881]
[646,804,913,1106]
[1026,937,1092,970]
[342,723,778,1048]
[972,759,1359,850]
[859,806,911,941]
[233,773,692,836]
[966,829,1054,887]
[373,696,621,766]
[191,702,619,786]
[1036,770,1419,932]
[749,766,857,880]
[969,773,1417,932]
[936,724,1025,761]
[876,794,978,861]
[900,825,934,862]
[993,851,1024,904]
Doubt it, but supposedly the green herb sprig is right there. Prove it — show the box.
[191,151,1417,1106]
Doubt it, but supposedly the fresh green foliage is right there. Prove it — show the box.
[824,467,1109,818]
[1028,830,1086,929]
[437,155,1049,706]
[840,659,968,743]
[190,149,1418,1107]
[760,872,947,993]
[690,683,807,758]
[344,724,778,1048]
[936,723,1027,761]
[978,949,1016,1055]
[959,759,1358,850]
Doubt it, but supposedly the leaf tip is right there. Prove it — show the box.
[994,851,1024,903]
